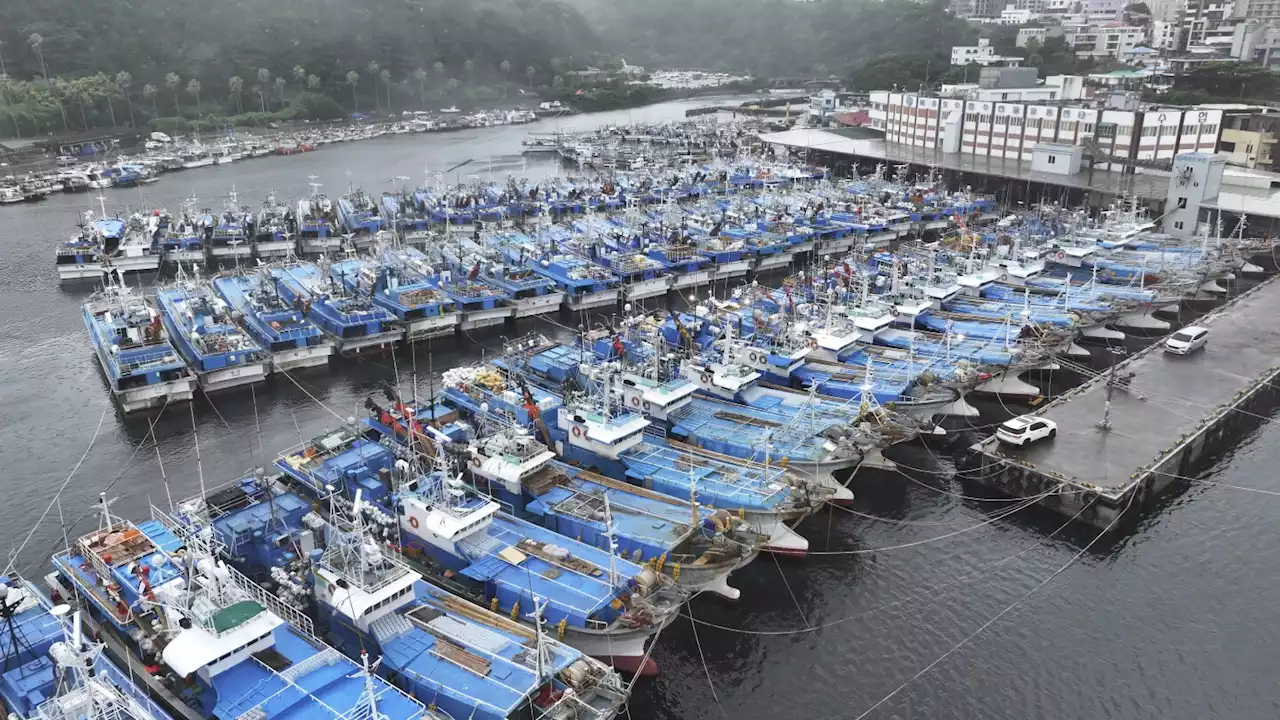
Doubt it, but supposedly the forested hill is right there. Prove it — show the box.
[573,0,973,80]
[2,0,597,83]
[0,0,598,133]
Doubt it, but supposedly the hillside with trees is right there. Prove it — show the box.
[0,0,599,135]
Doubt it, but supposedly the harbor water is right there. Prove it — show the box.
[2,97,1279,719]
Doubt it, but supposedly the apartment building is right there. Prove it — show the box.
[867,90,1224,172]
[950,38,1023,65]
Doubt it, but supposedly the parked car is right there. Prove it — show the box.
[996,415,1057,446]
[1164,325,1208,355]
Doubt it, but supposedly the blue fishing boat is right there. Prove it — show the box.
[431,363,833,553]
[206,189,253,265]
[378,246,513,331]
[498,233,620,311]
[55,213,110,282]
[273,426,682,676]
[156,276,269,391]
[83,280,196,413]
[297,182,343,256]
[270,262,402,355]
[50,500,432,720]
[172,476,629,720]
[0,573,175,720]
[158,201,207,266]
[465,424,763,599]
[253,191,296,259]
[212,271,335,371]
[454,235,565,317]
[337,188,384,249]
[329,257,459,341]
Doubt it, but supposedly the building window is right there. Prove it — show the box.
[1201,123,1217,134]
[1081,123,1094,133]
[1174,220,1184,229]
[1221,140,1237,152]
[1048,155,1057,164]
[1142,126,1158,137]
[1117,125,1132,136]
[1062,121,1077,132]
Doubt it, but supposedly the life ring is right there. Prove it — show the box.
[631,395,641,407]
[1055,251,1065,261]
[572,425,584,438]
[408,516,420,529]
[327,583,336,594]
[643,400,651,412]
[700,372,711,384]
[806,337,819,349]
[469,455,481,468]
[748,351,761,364]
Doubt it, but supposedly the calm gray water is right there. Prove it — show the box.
[2,97,1278,720]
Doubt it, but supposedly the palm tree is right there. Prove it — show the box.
[445,77,459,101]
[142,83,157,117]
[186,79,201,117]
[500,59,511,96]
[433,61,444,97]
[1,74,22,137]
[366,62,380,112]
[464,59,475,88]
[164,72,181,116]
[307,73,320,90]
[27,34,47,78]
[229,75,244,114]
[257,67,270,111]
[413,68,427,109]
[30,34,67,129]
[64,78,89,130]
[526,65,536,91]
[273,76,286,108]
[552,75,564,92]
[292,64,305,82]
[115,71,134,126]
[379,68,390,111]
[345,70,359,111]
[100,74,118,127]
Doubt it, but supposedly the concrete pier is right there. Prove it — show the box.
[956,275,1280,530]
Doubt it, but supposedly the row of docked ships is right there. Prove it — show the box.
[78,155,1269,416]
[23,152,1275,720]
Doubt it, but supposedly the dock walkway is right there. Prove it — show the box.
[958,275,1280,529]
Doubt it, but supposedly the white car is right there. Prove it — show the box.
[1164,325,1208,355]
[996,415,1057,446]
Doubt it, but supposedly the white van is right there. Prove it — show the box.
[1164,325,1208,355]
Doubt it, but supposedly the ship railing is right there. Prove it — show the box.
[151,504,318,639]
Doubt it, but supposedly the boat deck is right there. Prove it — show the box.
[971,276,1280,500]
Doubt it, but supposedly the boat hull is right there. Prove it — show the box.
[116,376,196,413]
[335,329,401,356]
[670,269,711,290]
[254,240,295,258]
[623,276,671,302]
[106,256,162,274]
[565,625,664,677]
[58,263,103,282]
[270,344,334,371]
[404,313,460,341]
[459,306,513,331]
[198,361,269,392]
[711,259,751,281]
[753,252,794,272]
[513,292,565,318]
[565,289,619,311]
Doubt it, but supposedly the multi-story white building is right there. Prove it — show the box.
[1067,23,1149,58]
[1232,0,1280,24]
[867,90,1224,173]
[951,38,1023,66]
[1182,0,1237,48]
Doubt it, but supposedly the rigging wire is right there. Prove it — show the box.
[802,488,1055,556]
[684,490,1101,638]
[849,488,1137,720]
[3,403,110,575]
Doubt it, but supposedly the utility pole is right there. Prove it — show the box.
[1097,346,1127,431]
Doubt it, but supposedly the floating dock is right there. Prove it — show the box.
[956,274,1280,530]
